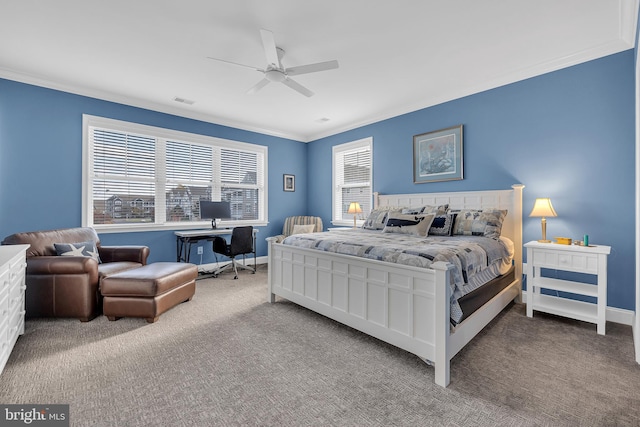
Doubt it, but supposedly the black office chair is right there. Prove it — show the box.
[211,226,256,279]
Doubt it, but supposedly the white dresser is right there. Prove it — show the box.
[0,244,29,375]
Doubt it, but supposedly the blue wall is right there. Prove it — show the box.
[308,51,635,311]
[0,49,635,310]
[0,79,308,264]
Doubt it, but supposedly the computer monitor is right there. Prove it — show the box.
[199,200,231,229]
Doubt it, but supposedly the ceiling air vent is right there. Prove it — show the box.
[173,97,195,105]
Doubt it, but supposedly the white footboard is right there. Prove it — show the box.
[267,237,455,386]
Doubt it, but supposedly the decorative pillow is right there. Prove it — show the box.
[421,204,449,215]
[401,207,423,215]
[291,224,315,235]
[362,207,403,230]
[401,204,449,216]
[451,209,507,239]
[54,241,101,263]
[382,213,435,237]
[428,213,457,236]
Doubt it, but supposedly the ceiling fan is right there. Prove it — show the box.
[207,29,339,97]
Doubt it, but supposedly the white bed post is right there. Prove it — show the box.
[433,261,452,387]
[266,236,277,303]
[511,184,525,302]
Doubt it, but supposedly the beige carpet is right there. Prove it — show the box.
[0,264,639,426]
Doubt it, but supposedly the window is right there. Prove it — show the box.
[332,137,372,226]
[83,115,267,232]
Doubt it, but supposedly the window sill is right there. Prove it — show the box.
[331,220,364,228]
[91,221,269,234]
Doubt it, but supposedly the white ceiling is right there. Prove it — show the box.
[0,1,637,142]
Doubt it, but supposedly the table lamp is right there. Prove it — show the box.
[529,198,557,243]
[347,202,362,229]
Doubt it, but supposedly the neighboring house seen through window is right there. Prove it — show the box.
[83,115,267,232]
[332,137,372,226]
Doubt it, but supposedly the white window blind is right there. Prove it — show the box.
[91,129,156,224]
[83,115,268,231]
[165,140,213,222]
[332,137,372,225]
[215,148,263,221]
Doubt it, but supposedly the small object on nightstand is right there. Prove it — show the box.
[554,237,571,245]
[584,234,589,247]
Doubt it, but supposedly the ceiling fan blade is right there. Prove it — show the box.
[286,60,339,76]
[207,57,263,72]
[260,29,281,68]
[282,77,314,97]
[247,78,270,94]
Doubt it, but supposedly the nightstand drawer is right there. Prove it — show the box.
[531,249,600,274]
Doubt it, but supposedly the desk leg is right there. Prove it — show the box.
[176,237,193,263]
[185,241,192,264]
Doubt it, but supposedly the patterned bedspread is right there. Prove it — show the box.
[281,229,513,323]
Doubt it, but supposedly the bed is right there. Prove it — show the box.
[266,185,524,387]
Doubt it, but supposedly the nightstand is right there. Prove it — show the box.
[524,241,611,335]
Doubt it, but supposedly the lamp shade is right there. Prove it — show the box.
[529,198,557,218]
[347,202,363,214]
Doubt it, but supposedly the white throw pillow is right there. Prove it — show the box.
[291,224,316,235]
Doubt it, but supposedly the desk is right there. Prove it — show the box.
[175,228,258,273]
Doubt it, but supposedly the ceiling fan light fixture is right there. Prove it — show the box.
[265,69,286,83]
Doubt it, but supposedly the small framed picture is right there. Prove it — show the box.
[283,174,295,192]
[413,125,463,183]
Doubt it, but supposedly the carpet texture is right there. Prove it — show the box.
[0,264,639,426]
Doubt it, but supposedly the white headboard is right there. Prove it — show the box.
[374,184,525,281]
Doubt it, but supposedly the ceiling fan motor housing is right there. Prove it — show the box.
[265,68,286,82]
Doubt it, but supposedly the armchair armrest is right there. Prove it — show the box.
[27,256,99,282]
[98,246,150,265]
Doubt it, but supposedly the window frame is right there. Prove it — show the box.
[82,115,268,233]
[332,137,373,227]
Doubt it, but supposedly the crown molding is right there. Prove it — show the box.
[306,38,634,142]
[1,3,635,146]
[0,67,308,143]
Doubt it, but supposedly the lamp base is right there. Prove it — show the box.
[537,239,551,243]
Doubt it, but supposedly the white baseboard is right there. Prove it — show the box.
[520,293,634,326]
[633,320,640,363]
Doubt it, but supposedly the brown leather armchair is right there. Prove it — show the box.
[2,227,149,321]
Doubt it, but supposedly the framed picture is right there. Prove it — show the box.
[283,174,295,192]
[413,125,463,183]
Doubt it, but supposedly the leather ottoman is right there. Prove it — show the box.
[101,262,197,323]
